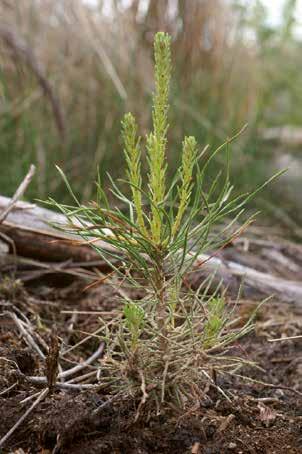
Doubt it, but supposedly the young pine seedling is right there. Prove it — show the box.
[47,32,281,412]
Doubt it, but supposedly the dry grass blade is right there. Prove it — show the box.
[72,2,127,100]
[5,311,46,360]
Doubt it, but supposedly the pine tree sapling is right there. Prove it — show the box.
[47,32,282,412]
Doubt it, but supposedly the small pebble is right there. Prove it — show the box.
[228,442,237,449]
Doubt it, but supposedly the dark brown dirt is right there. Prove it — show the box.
[0,279,301,454]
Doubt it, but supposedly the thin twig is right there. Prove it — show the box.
[0,388,48,448]
[5,312,45,360]
[61,310,118,315]
[268,335,302,342]
[0,165,36,224]
[58,342,104,379]
[62,327,106,355]
[52,382,100,390]
[66,370,98,384]
[92,394,121,415]
[20,390,42,405]
[201,370,232,402]
[0,382,17,396]
[19,318,49,354]
[231,373,302,398]
[14,343,104,391]
[17,372,101,390]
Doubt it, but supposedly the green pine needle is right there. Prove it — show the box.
[147,32,171,244]
[122,112,147,236]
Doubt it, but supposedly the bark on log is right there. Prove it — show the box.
[1,195,302,307]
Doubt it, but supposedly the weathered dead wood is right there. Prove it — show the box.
[0,195,101,262]
[261,125,302,147]
[1,195,302,306]
[190,255,302,306]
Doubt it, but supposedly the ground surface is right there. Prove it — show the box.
[0,273,301,454]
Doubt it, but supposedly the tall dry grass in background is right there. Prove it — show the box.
[0,0,260,201]
[1,0,301,228]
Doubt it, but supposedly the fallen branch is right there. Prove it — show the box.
[1,195,302,306]
[190,254,302,306]
[0,195,105,262]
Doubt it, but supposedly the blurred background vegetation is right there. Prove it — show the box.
[0,0,301,230]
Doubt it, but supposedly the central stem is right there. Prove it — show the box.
[154,257,168,352]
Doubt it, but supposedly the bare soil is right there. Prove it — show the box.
[0,275,301,454]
